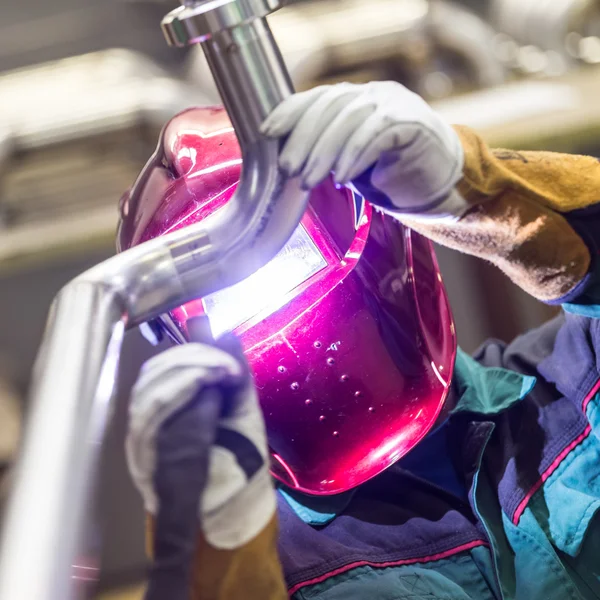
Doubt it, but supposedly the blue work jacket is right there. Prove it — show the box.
[276,306,600,599]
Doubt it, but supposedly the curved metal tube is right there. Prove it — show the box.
[0,5,307,600]
[186,0,431,103]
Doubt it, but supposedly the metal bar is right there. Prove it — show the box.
[0,283,126,600]
[0,1,308,598]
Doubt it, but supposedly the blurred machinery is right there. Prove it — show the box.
[0,0,185,74]
[459,0,600,76]
[0,49,205,275]
[187,0,507,101]
[1,0,600,595]
[491,0,600,73]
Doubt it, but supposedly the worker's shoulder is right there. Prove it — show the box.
[471,311,600,597]
[474,311,600,405]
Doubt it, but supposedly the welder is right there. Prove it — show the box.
[121,81,600,599]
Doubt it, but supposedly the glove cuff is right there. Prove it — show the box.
[146,510,288,600]
[203,466,277,550]
[400,125,594,303]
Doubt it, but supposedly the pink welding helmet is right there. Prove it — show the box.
[118,107,456,496]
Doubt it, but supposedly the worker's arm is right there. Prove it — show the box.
[401,127,599,304]
[127,337,286,600]
[262,81,600,306]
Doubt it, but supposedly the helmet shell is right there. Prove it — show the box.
[118,107,456,495]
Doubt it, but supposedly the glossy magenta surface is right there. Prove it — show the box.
[119,107,457,495]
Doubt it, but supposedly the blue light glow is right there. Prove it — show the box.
[203,225,326,337]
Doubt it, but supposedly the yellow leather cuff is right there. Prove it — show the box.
[402,126,594,303]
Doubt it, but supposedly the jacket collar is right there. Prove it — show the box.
[278,348,536,525]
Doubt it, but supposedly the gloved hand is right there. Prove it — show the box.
[127,335,286,600]
[261,81,467,219]
[127,337,275,550]
[263,81,599,304]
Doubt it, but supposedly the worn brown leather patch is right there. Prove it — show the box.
[402,189,590,303]
[401,125,596,302]
[454,125,600,214]
[146,514,287,600]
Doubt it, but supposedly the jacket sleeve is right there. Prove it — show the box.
[146,513,287,600]
[400,125,600,305]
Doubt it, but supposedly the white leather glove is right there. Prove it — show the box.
[126,338,276,550]
[261,81,467,220]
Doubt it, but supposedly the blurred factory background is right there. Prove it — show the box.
[1,0,600,596]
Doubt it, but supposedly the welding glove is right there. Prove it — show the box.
[263,81,600,305]
[127,337,285,600]
[260,81,468,220]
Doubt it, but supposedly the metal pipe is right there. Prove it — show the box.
[185,0,432,103]
[0,283,126,600]
[0,1,307,598]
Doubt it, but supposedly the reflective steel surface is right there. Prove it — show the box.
[0,2,308,598]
